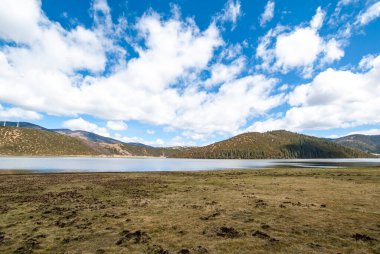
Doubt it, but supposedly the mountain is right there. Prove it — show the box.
[0,122,374,158]
[53,129,126,144]
[0,127,97,156]
[0,126,184,157]
[170,130,372,159]
[332,134,380,154]
[1,121,149,147]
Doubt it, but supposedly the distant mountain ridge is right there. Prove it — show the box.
[0,121,376,158]
[52,129,149,147]
[332,134,380,154]
[0,122,185,157]
[1,121,147,147]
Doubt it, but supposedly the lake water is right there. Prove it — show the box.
[0,157,380,173]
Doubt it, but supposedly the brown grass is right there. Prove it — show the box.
[0,168,379,253]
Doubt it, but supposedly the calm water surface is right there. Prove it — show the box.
[0,157,379,173]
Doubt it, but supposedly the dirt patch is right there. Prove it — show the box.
[13,238,40,254]
[177,248,190,254]
[308,242,322,249]
[0,205,10,214]
[0,232,4,244]
[215,227,241,238]
[62,235,84,244]
[352,233,377,242]
[255,199,268,208]
[116,230,151,246]
[252,230,278,242]
[147,244,169,254]
[200,211,220,221]
[193,245,208,253]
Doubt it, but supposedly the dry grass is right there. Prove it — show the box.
[0,168,379,253]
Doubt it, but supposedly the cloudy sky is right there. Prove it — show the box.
[0,0,380,146]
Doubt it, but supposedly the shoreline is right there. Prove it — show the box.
[0,154,378,159]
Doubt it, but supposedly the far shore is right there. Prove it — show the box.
[0,154,164,158]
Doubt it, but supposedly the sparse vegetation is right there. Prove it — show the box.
[0,127,97,156]
[0,127,184,157]
[0,168,379,253]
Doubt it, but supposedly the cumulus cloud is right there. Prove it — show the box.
[106,121,128,131]
[114,133,167,146]
[0,0,284,138]
[356,1,380,26]
[260,1,275,27]
[218,0,241,28]
[247,54,380,132]
[0,104,42,120]
[63,118,110,137]
[256,7,345,77]
[204,57,245,88]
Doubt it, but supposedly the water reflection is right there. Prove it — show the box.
[0,157,379,173]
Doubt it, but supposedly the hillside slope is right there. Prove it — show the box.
[0,127,184,157]
[0,127,97,156]
[171,130,372,159]
[53,129,126,145]
[332,134,380,154]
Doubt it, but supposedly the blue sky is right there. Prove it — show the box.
[0,0,380,146]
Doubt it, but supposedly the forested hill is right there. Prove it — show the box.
[332,134,380,154]
[170,130,373,159]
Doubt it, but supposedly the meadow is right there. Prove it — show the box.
[0,168,379,253]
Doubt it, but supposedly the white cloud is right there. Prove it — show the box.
[204,57,245,88]
[114,133,143,144]
[172,75,284,135]
[167,135,196,147]
[310,6,325,30]
[63,118,110,137]
[256,7,345,77]
[275,27,322,71]
[322,39,345,63]
[106,121,128,131]
[147,129,155,135]
[248,54,380,132]
[348,129,380,136]
[0,0,285,139]
[359,54,376,70]
[356,1,380,26]
[0,0,41,43]
[0,104,42,120]
[260,1,275,27]
[114,133,166,146]
[339,0,356,5]
[154,138,165,146]
[219,0,241,28]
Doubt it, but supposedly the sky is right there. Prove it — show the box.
[0,0,380,146]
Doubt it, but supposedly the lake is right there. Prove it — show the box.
[0,157,380,173]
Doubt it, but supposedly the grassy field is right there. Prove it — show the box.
[0,168,379,254]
